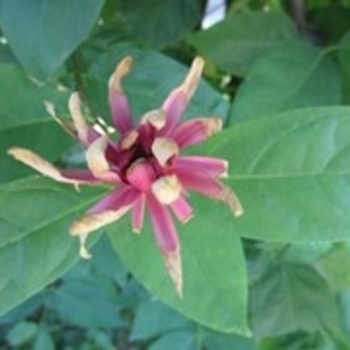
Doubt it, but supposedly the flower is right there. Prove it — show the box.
[8,56,243,296]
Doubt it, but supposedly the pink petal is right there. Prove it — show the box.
[132,194,146,233]
[176,167,243,217]
[147,194,179,251]
[174,156,228,178]
[170,195,193,223]
[109,56,134,134]
[171,117,222,148]
[88,185,140,214]
[147,193,183,296]
[161,57,205,135]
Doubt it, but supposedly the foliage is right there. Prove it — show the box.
[1,0,350,348]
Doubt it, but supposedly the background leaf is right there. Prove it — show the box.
[229,40,341,124]
[116,0,203,48]
[0,63,73,183]
[0,0,105,79]
[0,177,105,317]
[250,262,339,337]
[187,12,297,76]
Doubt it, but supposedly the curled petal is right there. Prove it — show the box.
[170,195,193,223]
[161,57,205,134]
[152,175,182,205]
[86,135,120,182]
[152,137,179,166]
[172,117,222,148]
[147,194,183,296]
[174,156,228,178]
[8,147,96,185]
[141,109,166,130]
[68,92,90,144]
[109,56,134,133]
[176,167,243,217]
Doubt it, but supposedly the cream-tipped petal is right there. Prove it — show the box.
[141,109,166,130]
[85,135,110,176]
[70,207,130,236]
[205,117,223,136]
[182,56,205,99]
[163,249,183,298]
[152,175,182,205]
[152,137,179,166]
[68,92,90,143]
[121,130,139,150]
[78,233,92,259]
[219,185,244,217]
[109,56,133,92]
[8,147,78,185]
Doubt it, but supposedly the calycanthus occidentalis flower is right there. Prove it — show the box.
[8,56,243,297]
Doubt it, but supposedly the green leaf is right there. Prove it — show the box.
[187,12,297,76]
[108,215,250,335]
[202,328,257,350]
[229,40,341,124]
[6,321,38,346]
[0,63,73,183]
[0,0,105,79]
[0,177,105,317]
[149,331,198,350]
[117,0,203,48]
[318,243,350,290]
[131,299,190,341]
[33,328,55,350]
[250,262,339,337]
[85,43,229,124]
[204,107,350,242]
[49,279,120,328]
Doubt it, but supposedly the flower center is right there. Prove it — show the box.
[126,158,156,191]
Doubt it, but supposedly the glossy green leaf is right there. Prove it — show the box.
[187,12,297,76]
[230,40,341,124]
[203,107,350,242]
[108,215,249,335]
[117,0,203,48]
[85,43,229,124]
[0,177,105,317]
[250,262,339,337]
[0,63,73,183]
[0,0,105,79]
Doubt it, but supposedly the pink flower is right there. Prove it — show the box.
[8,57,243,296]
